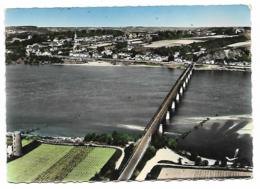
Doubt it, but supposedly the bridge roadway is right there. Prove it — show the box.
[118,63,194,181]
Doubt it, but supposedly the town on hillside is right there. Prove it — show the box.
[6,26,251,71]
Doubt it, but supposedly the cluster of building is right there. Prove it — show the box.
[24,32,174,63]
[6,26,251,65]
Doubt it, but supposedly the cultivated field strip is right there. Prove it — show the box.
[63,148,116,182]
[7,144,73,183]
[34,146,93,182]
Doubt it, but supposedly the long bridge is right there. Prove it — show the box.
[118,63,194,181]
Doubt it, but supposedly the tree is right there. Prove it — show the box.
[146,145,157,159]
[167,138,177,150]
[84,133,97,142]
[178,158,183,165]
[152,134,166,149]
[201,160,209,166]
[97,46,105,53]
[168,55,175,61]
[112,131,128,145]
[220,159,227,167]
[239,158,250,168]
[195,156,202,166]
[115,41,127,50]
[214,160,220,166]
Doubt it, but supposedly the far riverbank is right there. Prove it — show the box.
[53,60,251,72]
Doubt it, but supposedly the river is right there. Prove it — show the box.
[6,64,252,164]
[6,65,251,137]
[6,65,183,136]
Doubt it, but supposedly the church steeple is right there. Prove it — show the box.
[74,32,77,41]
[73,32,79,52]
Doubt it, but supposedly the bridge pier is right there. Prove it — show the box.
[176,93,180,103]
[166,110,170,121]
[183,81,186,89]
[188,70,193,79]
[171,101,176,111]
[186,69,193,84]
[158,123,164,135]
[170,101,176,117]
[179,86,183,96]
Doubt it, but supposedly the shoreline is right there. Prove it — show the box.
[169,114,253,136]
[53,61,164,68]
[8,60,251,72]
[53,61,120,67]
[52,61,251,72]
[194,64,251,72]
[6,114,252,138]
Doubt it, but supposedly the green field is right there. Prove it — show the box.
[34,146,94,182]
[22,139,33,147]
[8,144,73,183]
[7,144,116,183]
[63,147,116,182]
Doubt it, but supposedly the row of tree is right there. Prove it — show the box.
[152,30,194,41]
[84,131,139,146]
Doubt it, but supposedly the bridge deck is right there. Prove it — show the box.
[118,63,194,181]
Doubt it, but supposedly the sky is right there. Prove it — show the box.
[5,5,250,27]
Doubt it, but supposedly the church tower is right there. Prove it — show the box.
[74,32,77,41]
[12,131,22,157]
[73,32,79,52]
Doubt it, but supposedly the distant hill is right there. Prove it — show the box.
[6,25,251,33]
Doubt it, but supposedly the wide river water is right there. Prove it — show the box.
[6,65,251,137]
